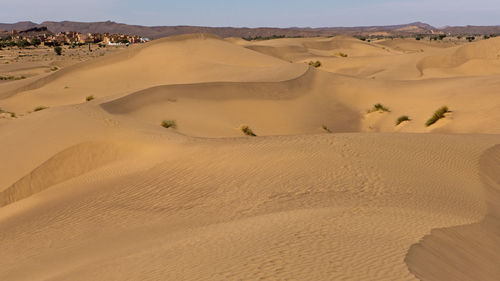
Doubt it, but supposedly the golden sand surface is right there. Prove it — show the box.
[1,34,499,280]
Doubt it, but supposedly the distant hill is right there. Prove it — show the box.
[441,25,500,35]
[0,21,499,39]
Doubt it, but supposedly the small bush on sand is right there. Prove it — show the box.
[0,108,15,117]
[50,66,59,71]
[161,120,177,129]
[308,61,321,68]
[425,106,450,127]
[396,115,411,126]
[86,95,94,102]
[335,52,348,57]
[240,125,257,136]
[54,46,62,56]
[368,103,390,113]
[322,124,332,133]
[33,106,48,112]
[0,75,26,80]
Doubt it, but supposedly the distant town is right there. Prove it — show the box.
[0,27,149,47]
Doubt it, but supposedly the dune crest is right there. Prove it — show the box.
[417,37,500,76]
[101,67,361,137]
[0,142,128,207]
[405,144,500,280]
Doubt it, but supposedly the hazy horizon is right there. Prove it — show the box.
[1,0,499,28]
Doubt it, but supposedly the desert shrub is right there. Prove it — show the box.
[86,95,94,102]
[240,125,256,136]
[161,120,177,129]
[395,115,411,125]
[0,108,15,117]
[322,125,332,133]
[33,106,48,112]
[17,40,29,49]
[242,35,286,41]
[425,106,450,126]
[0,75,26,80]
[54,46,62,55]
[335,52,348,57]
[31,38,41,47]
[466,36,475,42]
[50,66,59,71]
[308,61,321,68]
[368,103,390,113]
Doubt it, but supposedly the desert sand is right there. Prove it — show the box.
[1,33,499,280]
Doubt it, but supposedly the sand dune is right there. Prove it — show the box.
[406,144,500,280]
[0,141,129,207]
[1,33,500,280]
[417,37,500,76]
[101,68,361,137]
[1,33,306,113]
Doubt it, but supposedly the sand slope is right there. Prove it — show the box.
[405,144,500,280]
[101,68,361,137]
[1,34,500,281]
[0,34,306,113]
[1,117,498,280]
[417,37,500,77]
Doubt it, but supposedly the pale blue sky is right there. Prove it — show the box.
[1,0,499,27]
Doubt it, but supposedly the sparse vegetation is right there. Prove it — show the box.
[16,39,29,49]
[31,38,41,47]
[33,106,48,112]
[50,66,59,71]
[242,35,288,41]
[161,120,177,129]
[396,115,411,126]
[335,52,348,57]
[368,103,391,113]
[0,108,15,118]
[240,125,257,136]
[425,106,450,127]
[54,46,62,56]
[0,75,26,81]
[308,61,321,68]
[322,125,332,133]
[86,95,95,102]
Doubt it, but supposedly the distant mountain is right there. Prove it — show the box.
[0,21,38,31]
[315,22,436,35]
[441,25,500,35]
[0,21,499,39]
